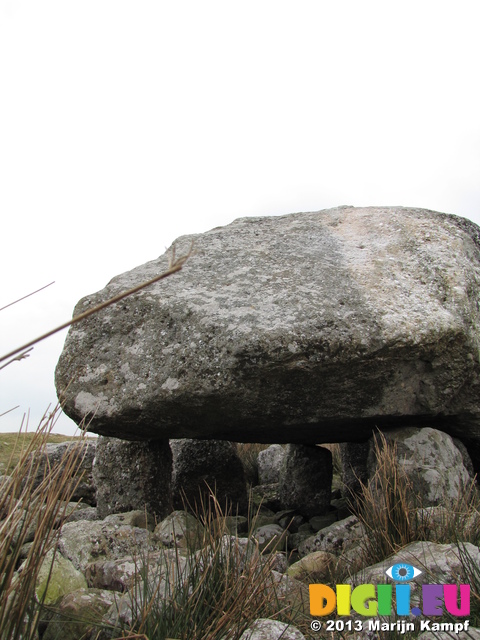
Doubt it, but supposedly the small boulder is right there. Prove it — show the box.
[298,515,365,558]
[42,587,118,640]
[58,518,156,572]
[287,550,336,583]
[153,510,205,550]
[251,524,288,553]
[35,549,87,606]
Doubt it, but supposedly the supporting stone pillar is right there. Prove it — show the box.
[170,439,248,515]
[279,444,332,517]
[93,436,172,519]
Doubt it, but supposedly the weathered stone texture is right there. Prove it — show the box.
[257,444,286,485]
[368,427,473,506]
[30,441,97,505]
[56,207,480,443]
[279,444,332,517]
[93,437,172,519]
[170,439,248,514]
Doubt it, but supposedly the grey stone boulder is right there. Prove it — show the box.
[250,483,282,511]
[93,436,172,519]
[298,515,365,558]
[42,588,118,640]
[170,439,248,514]
[153,510,206,550]
[239,618,306,640]
[349,540,480,615]
[267,570,309,618]
[257,445,286,485]
[279,444,332,517]
[286,550,336,583]
[64,504,99,523]
[57,517,157,572]
[251,524,288,553]
[56,207,480,444]
[85,555,138,592]
[30,440,97,505]
[34,548,87,605]
[98,550,191,637]
[368,427,474,506]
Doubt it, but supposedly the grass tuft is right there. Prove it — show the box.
[0,409,89,640]
[352,430,480,569]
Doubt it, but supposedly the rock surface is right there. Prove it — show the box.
[239,618,306,640]
[368,427,473,506]
[35,549,87,605]
[56,206,480,443]
[279,444,332,516]
[42,588,117,640]
[30,441,97,505]
[258,444,286,485]
[57,517,156,572]
[93,436,172,519]
[170,439,248,514]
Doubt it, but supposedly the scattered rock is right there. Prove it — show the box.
[85,556,138,592]
[58,518,155,572]
[35,549,87,606]
[287,550,336,583]
[252,524,288,553]
[250,484,282,511]
[309,513,337,532]
[298,515,365,558]
[42,588,118,640]
[349,540,480,615]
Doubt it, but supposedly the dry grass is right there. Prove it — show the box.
[235,443,271,487]
[352,431,480,568]
[0,408,89,640]
[102,491,309,640]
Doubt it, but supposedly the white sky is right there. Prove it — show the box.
[1,1,479,435]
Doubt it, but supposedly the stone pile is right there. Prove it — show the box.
[8,425,478,639]
[43,206,480,637]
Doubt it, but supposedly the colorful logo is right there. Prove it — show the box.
[309,563,470,617]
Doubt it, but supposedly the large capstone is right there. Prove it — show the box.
[56,206,480,443]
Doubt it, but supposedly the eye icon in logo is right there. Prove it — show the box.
[385,563,422,581]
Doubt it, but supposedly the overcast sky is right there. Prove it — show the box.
[1,1,479,435]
